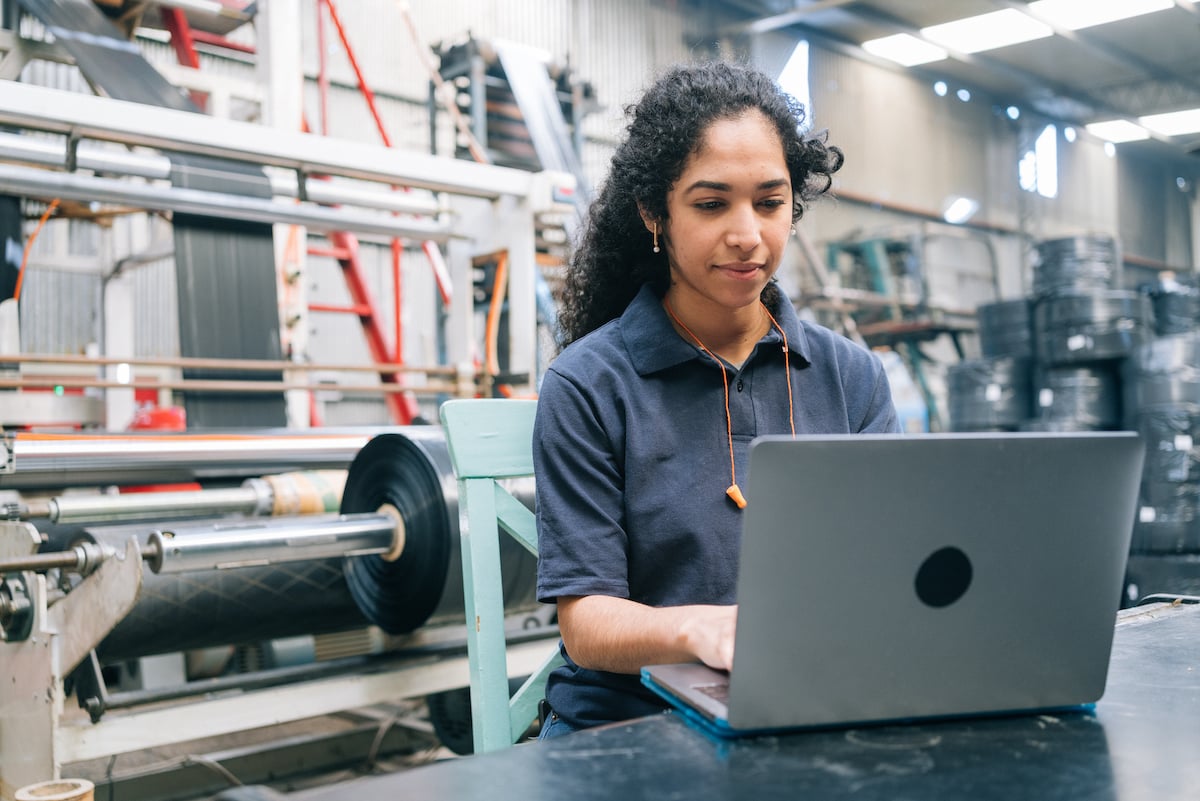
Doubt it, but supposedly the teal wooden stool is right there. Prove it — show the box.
[439,398,565,752]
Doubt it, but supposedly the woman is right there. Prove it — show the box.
[533,60,900,737]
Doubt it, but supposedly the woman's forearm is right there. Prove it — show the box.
[557,594,736,674]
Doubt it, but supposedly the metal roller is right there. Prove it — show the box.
[22,470,347,525]
[37,427,541,664]
[1,431,376,490]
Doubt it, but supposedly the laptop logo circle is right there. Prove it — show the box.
[915,546,973,607]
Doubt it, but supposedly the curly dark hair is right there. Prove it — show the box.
[556,59,844,348]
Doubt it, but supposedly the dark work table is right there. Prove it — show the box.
[292,601,1200,801]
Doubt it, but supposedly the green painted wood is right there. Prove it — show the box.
[440,399,538,479]
[440,398,556,753]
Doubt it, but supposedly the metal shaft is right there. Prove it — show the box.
[45,486,267,525]
[144,512,401,574]
[3,432,374,490]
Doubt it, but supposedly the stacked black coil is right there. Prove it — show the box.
[1025,365,1121,431]
[947,357,1031,431]
[1033,290,1151,366]
[1032,235,1121,298]
[977,298,1033,359]
[1126,333,1200,554]
[1144,273,1200,337]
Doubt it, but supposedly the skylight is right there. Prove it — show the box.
[1140,108,1200,137]
[1086,120,1150,143]
[861,33,947,67]
[921,9,1053,54]
[1026,0,1174,31]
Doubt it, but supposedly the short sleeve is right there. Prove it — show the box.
[533,368,632,603]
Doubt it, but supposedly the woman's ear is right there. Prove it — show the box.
[636,204,657,234]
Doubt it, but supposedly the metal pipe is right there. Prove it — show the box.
[0,374,462,395]
[143,512,400,574]
[0,80,538,199]
[43,485,267,525]
[0,163,452,241]
[0,132,444,216]
[2,431,374,490]
[8,351,457,376]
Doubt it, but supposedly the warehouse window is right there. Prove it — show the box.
[1019,124,1058,198]
[777,40,812,131]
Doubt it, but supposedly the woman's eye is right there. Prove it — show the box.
[760,198,787,209]
[695,201,724,211]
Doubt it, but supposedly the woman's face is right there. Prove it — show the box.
[657,110,793,314]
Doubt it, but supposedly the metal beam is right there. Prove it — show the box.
[0,163,452,241]
[0,80,543,199]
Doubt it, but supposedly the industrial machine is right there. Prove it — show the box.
[0,427,555,796]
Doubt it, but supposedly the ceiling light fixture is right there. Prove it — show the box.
[942,196,979,225]
[1139,108,1200,137]
[1026,0,1174,31]
[1086,120,1150,143]
[922,9,1053,54]
[861,33,948,66]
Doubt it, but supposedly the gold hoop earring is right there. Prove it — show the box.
[652,223,660,253]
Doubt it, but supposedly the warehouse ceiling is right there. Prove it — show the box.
[702,0,1200,159]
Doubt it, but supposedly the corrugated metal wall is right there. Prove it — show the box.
[9,2,1196,424]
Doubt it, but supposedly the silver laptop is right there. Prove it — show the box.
[642,432,1144,737]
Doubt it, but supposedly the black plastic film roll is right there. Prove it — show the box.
[1032,235,1120,298]
[1143,274,1200,337]
[339,428,540,635]
[976,298,1033,359]
[946,356,1032,431]
[1128,333,1200,410]
[1033,290,1150,366]
[1030,364,1121,429]
[83,522,366,664]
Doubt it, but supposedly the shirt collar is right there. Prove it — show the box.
[621,284,813,376]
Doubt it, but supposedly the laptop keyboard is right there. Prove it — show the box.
[695,682,730,705]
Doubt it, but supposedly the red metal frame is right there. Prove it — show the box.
[160,7,207,111]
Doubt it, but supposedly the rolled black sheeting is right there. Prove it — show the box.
[81,522,366,664]
[170,153,287,428]
[340,427,539,633]
[16,0,197,112]
[976,298,1033,359]
[1126,333,1200,411]
[946,356,1032,431]
[1033,290,1150,366]
[1029,364,1121,430]
[1032,234,1120,298]
[1143,274,1200,337]
[1126,334,1200,554]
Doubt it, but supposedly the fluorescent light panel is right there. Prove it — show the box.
[1086,120,1150,143]
[922,9,1053,54]
[1027,0,1174,31]
[861,33,947,66]
[1140,108,1200,137]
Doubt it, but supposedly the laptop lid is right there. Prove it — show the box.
[646,431,1144,735]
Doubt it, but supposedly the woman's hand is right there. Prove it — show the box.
[678,604,737,671]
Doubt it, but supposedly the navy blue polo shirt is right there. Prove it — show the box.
[533,284,900,730]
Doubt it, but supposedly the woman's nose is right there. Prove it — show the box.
[724,205,762,252]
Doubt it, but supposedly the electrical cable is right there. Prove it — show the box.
[13,198,59,303]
